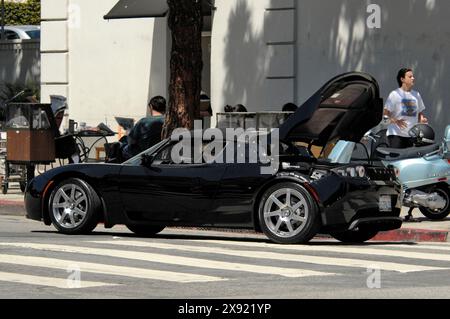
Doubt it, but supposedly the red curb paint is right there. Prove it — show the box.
[373,229,448,242]
[0,200,24,207]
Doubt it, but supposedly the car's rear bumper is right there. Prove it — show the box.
[313,174,402,232]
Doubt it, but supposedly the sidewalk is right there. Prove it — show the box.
[1,186,449,242]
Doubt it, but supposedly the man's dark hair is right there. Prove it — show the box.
[282,103,298,112]
[234,104,247,112]
[224,104,233,112]
[397,68,412,88]
[148,96,166,114]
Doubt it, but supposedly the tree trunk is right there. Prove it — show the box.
[162,0,203,139]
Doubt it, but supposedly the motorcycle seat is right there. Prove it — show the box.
[375,144,440,161]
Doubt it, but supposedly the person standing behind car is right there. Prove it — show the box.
[384,68,428,148]
[122,96,166,159]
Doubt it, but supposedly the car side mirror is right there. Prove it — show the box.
[141,154,155,167]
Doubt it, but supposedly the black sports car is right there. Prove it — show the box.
[25,72,402,244]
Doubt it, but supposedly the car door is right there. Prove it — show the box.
[119,142,226,224]
[211,141,272,227]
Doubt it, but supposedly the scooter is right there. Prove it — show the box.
[363,123,450,221]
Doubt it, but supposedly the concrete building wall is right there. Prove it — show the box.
[0,40,40,88]
[211,0,296,121]
[296,0,450,139]
[40,0,169,132]
[39,0,449,137]
[211,0,450,136]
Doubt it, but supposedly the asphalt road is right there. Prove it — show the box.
[1,215,450,301]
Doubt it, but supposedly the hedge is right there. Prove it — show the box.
[3,0,40,26]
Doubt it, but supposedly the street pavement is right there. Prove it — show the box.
[1,185,449,243]
[1,214,450,299]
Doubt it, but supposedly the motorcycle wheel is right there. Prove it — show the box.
[419,187,450,220]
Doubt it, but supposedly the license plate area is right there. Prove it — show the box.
[379,195,392,212]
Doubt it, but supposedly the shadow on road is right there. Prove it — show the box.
[30,229,420,246]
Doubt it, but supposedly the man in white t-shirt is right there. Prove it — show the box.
[384,68,428,148]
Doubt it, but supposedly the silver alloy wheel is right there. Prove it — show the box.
[51,183,88,229]
[263,188,309,238]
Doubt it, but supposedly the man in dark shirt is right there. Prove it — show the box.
[122,96,166,159]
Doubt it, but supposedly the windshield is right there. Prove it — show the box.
[122,139,168,166]
[25,30,40,39]
[326,140,356,164]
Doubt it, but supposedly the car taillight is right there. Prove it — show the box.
[394,168,400,177]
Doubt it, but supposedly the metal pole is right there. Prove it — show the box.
[1,0,5,41]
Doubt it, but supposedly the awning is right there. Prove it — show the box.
[104,0,212,20]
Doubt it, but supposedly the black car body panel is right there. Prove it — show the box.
[25,72,402,242]
[25,164,123,226]
[26,160,401,232]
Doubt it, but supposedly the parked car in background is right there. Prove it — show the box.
[1,25,40,40]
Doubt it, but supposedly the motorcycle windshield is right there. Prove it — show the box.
[278,72,383,147]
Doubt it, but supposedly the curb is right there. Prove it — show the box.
[0,199,25,216]
[373,228,449,243]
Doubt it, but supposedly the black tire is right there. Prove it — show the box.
[49,178,101,234]
[126,224,165,237]
[19,181,26,193]
[419,187,450,220]
[330,229,379,243]
[258,182,320,244]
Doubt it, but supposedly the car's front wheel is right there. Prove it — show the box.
[49,178,101,234]
[258,182,320,244]
[126,224,166,237]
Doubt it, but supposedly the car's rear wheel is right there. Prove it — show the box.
[49,178,100,234]
[126,224,165,237]
[258,182,320,244]
[330,229,379,243]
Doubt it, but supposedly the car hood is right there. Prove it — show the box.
[278,72,383,146]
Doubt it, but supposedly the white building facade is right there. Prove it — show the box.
[40,0,450,137]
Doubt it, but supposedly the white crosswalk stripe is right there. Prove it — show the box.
[1,238,450,290]
[89,240,447,273]
[0,271,117,289]
[0,253,224,283]
[176,239,450,262]
[0,243,336,278]
[390,244,450,252]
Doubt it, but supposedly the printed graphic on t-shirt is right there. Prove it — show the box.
[400,99,417,117]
